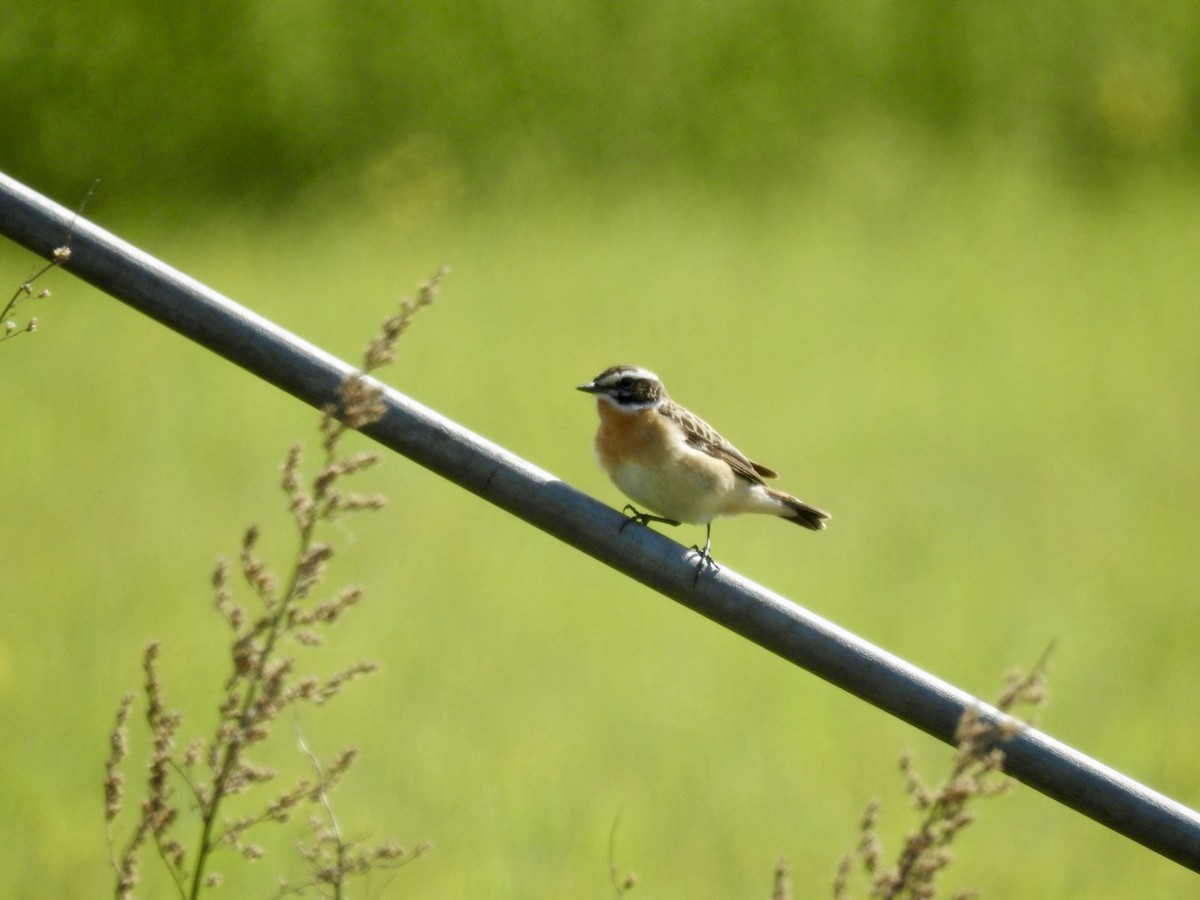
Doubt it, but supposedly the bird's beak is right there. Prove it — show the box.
[577,381,600,394]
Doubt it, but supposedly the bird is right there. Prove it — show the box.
[578,365,829,574]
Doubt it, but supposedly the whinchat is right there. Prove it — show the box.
[578,365,829,571]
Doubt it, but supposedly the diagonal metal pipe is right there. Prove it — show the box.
[3,170,1198,873]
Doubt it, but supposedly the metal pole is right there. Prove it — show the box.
[3,170,1198,872]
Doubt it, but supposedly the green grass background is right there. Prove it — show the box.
[3,2,1200,895]
[3,154,1198,897]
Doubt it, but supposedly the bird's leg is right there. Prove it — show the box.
[619,504,681,532]
[688,522,719,584]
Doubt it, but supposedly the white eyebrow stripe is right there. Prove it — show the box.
[596,365,660,386]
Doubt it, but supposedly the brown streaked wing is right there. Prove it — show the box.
[662,403,779,484]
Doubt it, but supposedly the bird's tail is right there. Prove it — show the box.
[765,488,830,531]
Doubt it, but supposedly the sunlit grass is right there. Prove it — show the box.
[2,156,1197,896]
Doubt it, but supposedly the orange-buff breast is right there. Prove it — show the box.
[592,400,667,471]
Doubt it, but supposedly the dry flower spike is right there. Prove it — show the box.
[833,649,1051,900]
[103,269,444,898]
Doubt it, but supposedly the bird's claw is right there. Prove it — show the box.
[687,541,719,585]
[617,505,713,584]
[619,504,681,531]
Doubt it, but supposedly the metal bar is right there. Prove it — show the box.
[3,170,1199,872]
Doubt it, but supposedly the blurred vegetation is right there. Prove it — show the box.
[3,171,1198,897]
[4,0,1198,206]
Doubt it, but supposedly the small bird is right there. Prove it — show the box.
[578,365,829,572]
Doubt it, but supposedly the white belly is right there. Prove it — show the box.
[610,454,739,525]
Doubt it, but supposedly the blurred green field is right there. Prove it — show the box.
[2,149,1197,897]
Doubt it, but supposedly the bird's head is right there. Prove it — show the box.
[577,365,667,411]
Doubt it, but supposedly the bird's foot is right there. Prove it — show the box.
[687,536,719,585]
[619,504,681,532]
